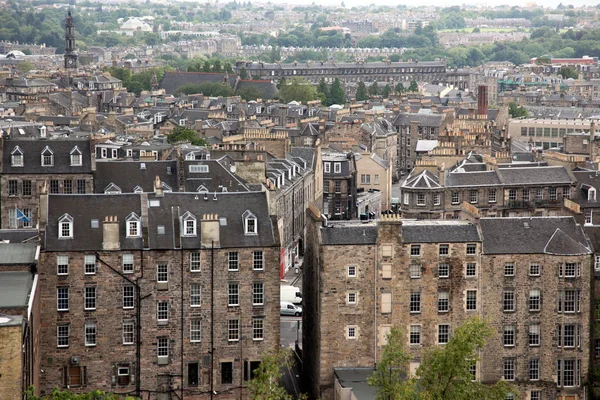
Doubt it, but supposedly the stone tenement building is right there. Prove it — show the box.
[1,135,94,229]
[236,60,473,88]
[400,154,576,219]
[303,209,592,400]
[37,189,280,399]
[322,150,357,220]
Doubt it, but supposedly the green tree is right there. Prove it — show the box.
[239,67,248,79]
[535,56,552,65]
[317,77,330,102]
[278,78,319,104]
[202,60,212,72]
[224,62,234,73]
[559,66,578,79]
[248,349,295,400]
[382,84,391,98]
[369,318,513,400]
[328,78,345,105]
[367,327,412,399]
[394,82,405,95]
[174,82,234,97]
[408,80,419,93]
[167,126,207,146]
[213,60,222,72]
[24,386,137,400]
[236,85,262,101]
[508,102,529,118]
[368,81,379,96]
[356,81,368,101]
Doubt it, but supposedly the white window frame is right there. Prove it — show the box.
[228,282,239,306]
[438,263,450,278]
[157,301,169,322]
[334,162,341,173]
[190,252,201,272]
[126,213,141,238]
[57,255,69,275]
[85,323,97,347]
[57,324,69,348]
[347,325,357,340]
[438,324,450,344]
[58,214,73,239]
[324,162,331,173]
[190,320,201,342]
[466,290,477,311]
[438,291,449,313]
[181,212,197,237]
[347,264,357,277]
[228,319,240,342]
[252,318,264,341]
[409,325,421,345]
[84,286,96,310]
[122,254,134,273]
[123,285,135,309]
[347,292,357,304]
[70,146,82,166]
[190,284,201,307]
[57,287,69,311]
[11,146,23,167]
[41,145,54,167]
[84,255,96,275]
[243,210,258,235]
[157,337,169,357]
[252,282,264,306]
[123,321,134,345]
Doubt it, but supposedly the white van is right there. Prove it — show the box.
[280,301,302,316]
[280,285,302,304]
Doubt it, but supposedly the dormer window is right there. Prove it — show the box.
[589,188,597,202]
[104,183,122,194]
[133,186,143,193]
[242,210,258,235]
[58,214,73,239]
[41,146,54,167]
[70,146,82,166]
[197,185,209,193]
[162,183,172,193]
[11,146,23,167]
[126,213,141,238]
[181,212,197,237]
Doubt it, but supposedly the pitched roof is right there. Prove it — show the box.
[497,166,574,186]
[402,170,441,189]
[2,138,92,174]
[159,71,234,95]
[392,112,444,127]
[446,171,501,187]
[235,80,278,99]
[44,191,278,251]
[0,243,38,265]
[321,225,378,245]
[402,220,481,243]
[94,160,179,193]
[480,217,590,255]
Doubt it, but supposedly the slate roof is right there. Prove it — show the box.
[402,220,481,243]
[446,171,501,187]
[45,191,278,251]
[0,271,33,308]
[2,138,92,174]
[0,229,38,243]
[573,170,600,207]
[159,71,235,95]
[0,243,38,265]
[402,170,441,189]
[334,369,377,400]
[497,166,574,186]
[183,157,251,192]
[321,224,378,245]
[392,113,445,127]
[480,217,590,255]
[290,147,316,171]
[94,160,179,193]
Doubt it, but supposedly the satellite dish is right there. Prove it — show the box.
[230,165,237,173]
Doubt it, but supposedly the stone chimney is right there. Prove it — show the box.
[154,176,163,197]
[201,214,220,247]
[39,181,49,233]
[102,216,120,250]
[477,85,488,117]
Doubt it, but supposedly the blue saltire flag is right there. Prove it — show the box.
[16,208,31,223]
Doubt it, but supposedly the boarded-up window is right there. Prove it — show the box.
[381,293,392,314]
[379,325,392,346]
[382,264,392,279]
[381,245,393,258]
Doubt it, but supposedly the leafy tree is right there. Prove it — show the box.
[213,60,222,72]
[394,82,405,95]
[508,102,529,118]
[278,78,319,104]
[248,348,297,400]
[368,81,379,96]
[174,82,233,97]
[202,60,212,72]
[328,78,345,105]
[223,62,234,74]
[369,318,513,400]
[239,67,248,79]
[382,84,391,98]
[408,80,419,93]
[356,81,368,101]
[236,85,262,101]
[559,66,578,79]
[535,56,552,65]
[167,126,207,146]
[317,77,329,101]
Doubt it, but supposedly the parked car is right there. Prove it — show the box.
[280,301,302,316]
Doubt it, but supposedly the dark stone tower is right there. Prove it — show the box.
[64,10,77,69]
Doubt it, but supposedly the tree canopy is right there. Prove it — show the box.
[369,318,513,400]
[277,78,320,104]
[167,126,208,146]
[174,82,234,97]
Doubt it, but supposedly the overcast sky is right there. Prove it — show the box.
[243,0,590,9]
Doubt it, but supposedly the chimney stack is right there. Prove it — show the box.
[201,214,220,247]
[154,176,163,197]
[590,121,596,161]
[477,85,488,117]
[102,216,120,250]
